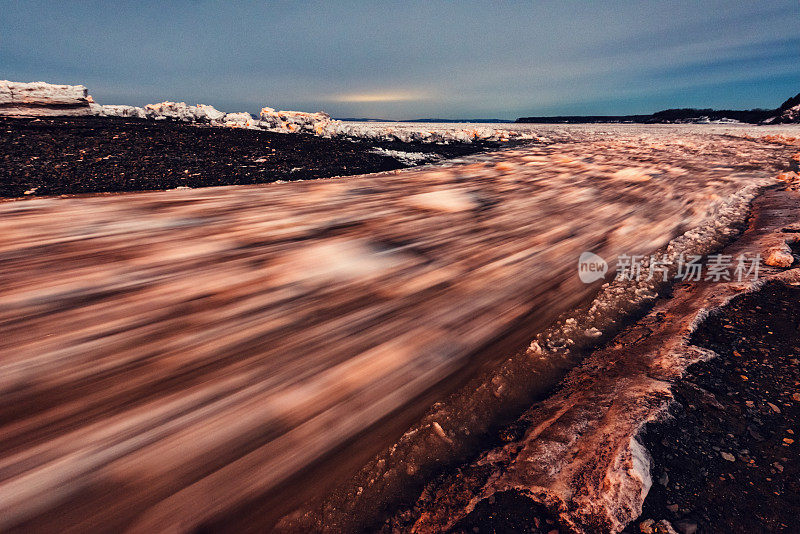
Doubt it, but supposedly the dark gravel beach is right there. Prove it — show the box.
[630,281,800,534]
[0,117,490,198]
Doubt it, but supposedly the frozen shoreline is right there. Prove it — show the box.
[5,80,800,147]
[0,80,537,144]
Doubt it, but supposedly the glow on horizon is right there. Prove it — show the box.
[329,91,430,103]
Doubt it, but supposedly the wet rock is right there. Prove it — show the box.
[764,244,794,268]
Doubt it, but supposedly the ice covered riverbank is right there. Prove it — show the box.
[0,80,536,144]
[272,127,800,533]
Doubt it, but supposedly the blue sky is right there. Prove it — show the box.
[2,1,799,119]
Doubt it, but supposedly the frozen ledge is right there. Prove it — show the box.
[0,80,97,116]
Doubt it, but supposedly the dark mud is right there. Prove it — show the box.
[628,281,800,534]
[0,117,492,197]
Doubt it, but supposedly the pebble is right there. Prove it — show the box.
[721,451,736,462]
[674,519,698,534]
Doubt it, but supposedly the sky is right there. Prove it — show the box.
[2,1,799,120]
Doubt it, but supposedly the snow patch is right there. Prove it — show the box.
[369,148,442,165]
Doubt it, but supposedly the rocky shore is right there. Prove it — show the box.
[630,281,800,533]
[0,116,494,198]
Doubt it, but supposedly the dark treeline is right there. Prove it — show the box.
[517,93,800,124]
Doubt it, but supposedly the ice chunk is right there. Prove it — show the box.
[144,101,226,123]
[0,80,94,117]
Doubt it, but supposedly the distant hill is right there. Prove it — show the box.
[516,94,800,124]
[765,93,800,124]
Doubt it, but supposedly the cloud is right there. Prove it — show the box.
[1,0,798,119]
